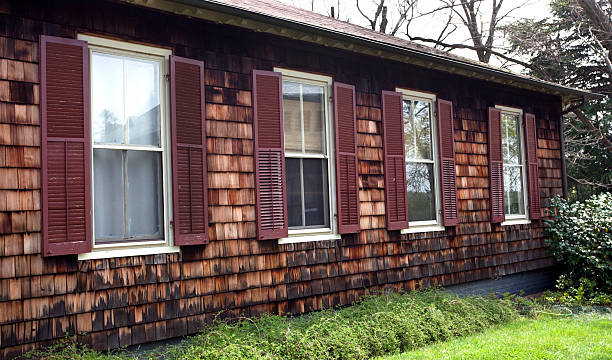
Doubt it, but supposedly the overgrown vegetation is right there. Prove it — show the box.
[23,290,521,360]
[545,193,612,295]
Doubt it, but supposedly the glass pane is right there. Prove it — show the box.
[92,52,125,144]
[286,158,303,227]
[502,112,521,164]
[504,165,525,215]
[406,162,436,221]
[404,99,433,160]
[94,149,125,241]
[127,151,163,239]
[126,58,161,146]
[283,81,302,152]
[302,84,325,153]
[303,159,329,227]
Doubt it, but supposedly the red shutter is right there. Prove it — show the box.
[381,91,409,230]
[170,56,209,245]
[488,107,505,223]
[524,112,541,220]
[333,83,360,234]
[252,70,288,240]
[437,99,459,226]
[40,36,91,256]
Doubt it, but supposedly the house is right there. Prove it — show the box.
[0,0,597,357]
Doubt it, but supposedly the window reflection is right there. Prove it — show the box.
[403,98,437,222]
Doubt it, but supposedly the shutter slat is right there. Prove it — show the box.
[41,35,92,256]
[170,55,209,246]
[488,107,505,223]
[334,83,360,234]
[524,113,541,220]
[437,99,459,226]
[381,91,409,230]
[253,70,288,240]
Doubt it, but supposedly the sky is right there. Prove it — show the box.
[277,0,552,71]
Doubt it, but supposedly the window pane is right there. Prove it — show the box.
[504,165,525,215]
[303,159,329,227]
[404,99,433,160]
[127,151,163,238]
[502,112,521,164]
[94,149,125,241]
[283,81,302,152]
[92,52,125,144]
[286,158,303,227]
[406,162,436,221]
[126,58,161,146]
[302,84,325,153]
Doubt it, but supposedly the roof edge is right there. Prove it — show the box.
[124,0,603,101]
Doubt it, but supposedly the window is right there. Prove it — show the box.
[498,106,528,220]
[398,89,442,230]
[78,35,177,258]
[276,69,338,242]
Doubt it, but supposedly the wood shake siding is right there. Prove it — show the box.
[0,0,562,357]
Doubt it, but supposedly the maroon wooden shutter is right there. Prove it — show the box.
[40,36,91,256]
[381,91,409,230]
[252,70,288,240]
[524,112,541,220]
[334,83,360,234]
[170,56,209,245]
[437,99,459,226]
[488,107,505,223]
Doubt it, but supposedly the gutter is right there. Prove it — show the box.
[171,0,601,100]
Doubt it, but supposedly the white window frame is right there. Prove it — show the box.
[496,105,531,226]
[274,68,340,244]
[77,35,178,260]
[396,88,444,234]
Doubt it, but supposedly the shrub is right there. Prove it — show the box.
[23,290,521,360]
[545,193,612,293]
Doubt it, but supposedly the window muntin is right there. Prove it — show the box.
[283,78,331,230]
[400,90,442,226]
[86,39,171,246]
[500,109,527,217]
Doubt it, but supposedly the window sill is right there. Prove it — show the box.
[78,245,180,260]
[278,233,341,244]
[401,225,446,234]
[501,218,531,226]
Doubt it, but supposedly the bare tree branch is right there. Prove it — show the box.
[572,108,612,152]
[407,35,535,68]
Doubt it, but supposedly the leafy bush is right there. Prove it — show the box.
[545,193,612,293]
[538,278,612,306]
[23,290,521,360]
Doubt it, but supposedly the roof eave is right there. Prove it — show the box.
[123,0,603,101]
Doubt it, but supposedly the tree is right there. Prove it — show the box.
[504,0,612,199]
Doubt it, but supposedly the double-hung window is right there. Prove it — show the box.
[498,106,528,221]
[276,69,338,243]
[78,35,176,258]
[398,89,443,231]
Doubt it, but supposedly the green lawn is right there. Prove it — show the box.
[380,312,612,360]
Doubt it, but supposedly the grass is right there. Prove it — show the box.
[380,310,612,360]
[23,290,520,360]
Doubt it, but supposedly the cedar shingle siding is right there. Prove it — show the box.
[0,0,562,357]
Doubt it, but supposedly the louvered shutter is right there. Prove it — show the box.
[524,113,541,220]
[333,83,360,234]
[170,56,209,245]
[381,91,409,230]
[437,99,459,226]
[252,70,288,240]
[488,107,505,223]
[40,36,91,256]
